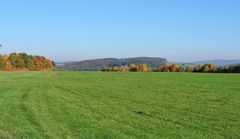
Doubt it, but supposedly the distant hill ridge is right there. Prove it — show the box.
[57,57,167,71]
[191,59,240,66]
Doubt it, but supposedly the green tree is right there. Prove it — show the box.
[202,64,210,72]
[51,61,56,67]
[16,57,25,68]
[194,64,203,72]
[26,56,35,70]
[0,57,4,70]
[19,53,28,65]
[185,66,194,72]
[217,66,227,73]
[9,53,17,68]
[228,64,240,73]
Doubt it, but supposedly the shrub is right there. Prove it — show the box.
[151,68,160,72]
[129,64,139,72]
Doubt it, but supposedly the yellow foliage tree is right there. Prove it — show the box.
[129,64,139,72]
[139,64,149,72]
[169,64,180,72]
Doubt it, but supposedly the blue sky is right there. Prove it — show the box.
[0,0,240,62]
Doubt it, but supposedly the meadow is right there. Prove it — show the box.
[0,72,239,138]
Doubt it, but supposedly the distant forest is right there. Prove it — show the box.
[102,63,240,73]
[57,57,167,71]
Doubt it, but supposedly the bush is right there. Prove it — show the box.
[151,68,160,72]
[129,64,139,72]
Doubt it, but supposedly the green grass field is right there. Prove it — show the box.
[0,72,240,139]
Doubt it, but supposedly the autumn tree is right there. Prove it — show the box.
[112,67,119,72]
[118,67,128,72]
[32,56,54,71]
[201,64,216,73]
[0,53,54,71]
[139,64,149,72]
[169,64,180,72]
[209,64,217,72]
[0,56,13,71]
[161,64,169,72]
[129,64,139,72]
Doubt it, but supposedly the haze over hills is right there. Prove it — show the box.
[191,59,240,66]
[57,57,167,71]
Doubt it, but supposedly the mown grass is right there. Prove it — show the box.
[0,72,240,138]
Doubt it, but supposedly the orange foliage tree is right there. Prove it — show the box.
[0,56,13,71]
[202,64,217,73]
[139,64,149,72]
[161,64,169,72]
[209,64,217,72]
[32,56,54,71]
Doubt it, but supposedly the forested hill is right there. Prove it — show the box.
[57,57,167,71]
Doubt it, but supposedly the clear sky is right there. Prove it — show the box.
[0,0,240,62]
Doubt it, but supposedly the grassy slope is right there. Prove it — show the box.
[0,72,239,138]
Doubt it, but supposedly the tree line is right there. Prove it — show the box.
[0,53,55,71]
[101,63,240,73]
